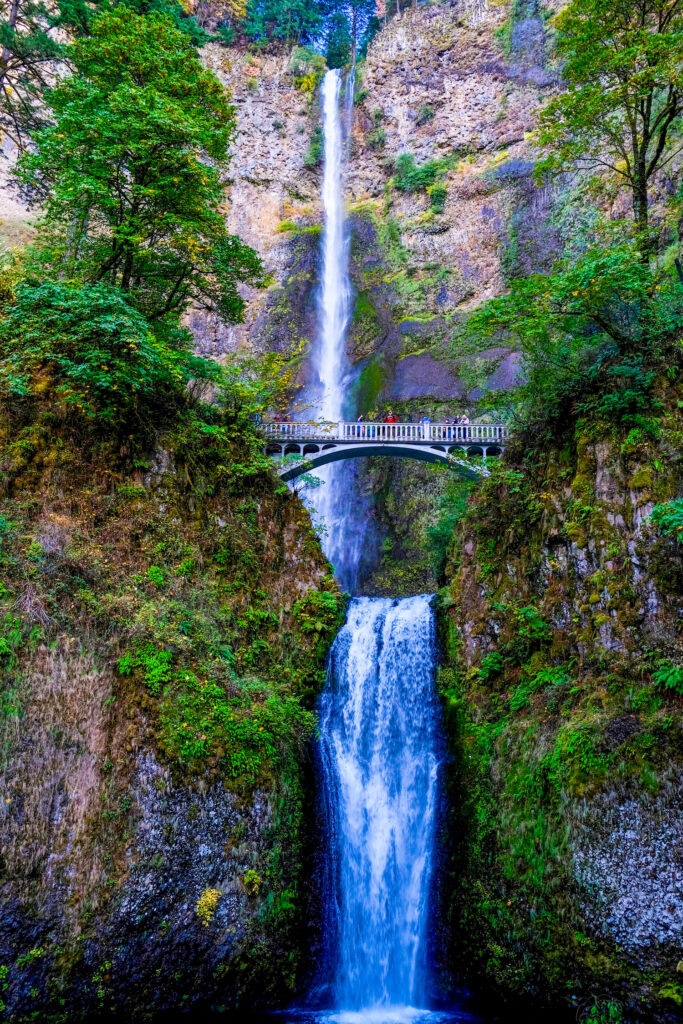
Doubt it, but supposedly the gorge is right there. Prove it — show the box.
[0,2,682,1024]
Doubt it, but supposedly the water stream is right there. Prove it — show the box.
[318,596,441,1015]
[299,70,463,1024]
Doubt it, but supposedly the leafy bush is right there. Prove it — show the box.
[367,127,386,150]
[416,105,434,126]
[118,645,173,695]
[243,869,262,896]
[304,125,324,167]
[479,651,504,682]
[195,888,221,926]
[146,565,166,588]
[0,282,220,431]
[394,153,441,192]
[509,665,571,711]
[428,182,447,212]
[652,662,683,695]
[650,499,683,544]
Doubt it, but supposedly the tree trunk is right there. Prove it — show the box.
[633,164,650,264]
[0,0,21,89]
[351,7,357,64]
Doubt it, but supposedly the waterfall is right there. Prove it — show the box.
[318,596,442,1016]
[304,68,366,592]
[304,68,447,1024]
[316,68,351,425]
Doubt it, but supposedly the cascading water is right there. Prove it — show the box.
[301,67,454,1024]
[303,68,367,592]
[318,596,442,1017]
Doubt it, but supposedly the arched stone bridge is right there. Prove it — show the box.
[262,421,507,482]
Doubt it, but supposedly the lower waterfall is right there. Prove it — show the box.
[317,595,442,1017]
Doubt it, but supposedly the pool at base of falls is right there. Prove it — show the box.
[254,1008,481,1024]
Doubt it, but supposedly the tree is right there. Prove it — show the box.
[244,0,323,43]
[0,281,221,426]
[0,0,210,151]
[0,0,61,150]
[322,0,375,63]
[536,0,683,260]
[16,8,263,325]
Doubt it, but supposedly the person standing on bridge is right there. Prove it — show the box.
[356,414,365,437]
[419,414,430,438]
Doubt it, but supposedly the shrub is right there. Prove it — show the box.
[652,662,683,695]
[196,888,221,926]
[416,105,434,126]
[428,182,447,212]
[243,869,262,896]
[367,127,386,150]
[479,651,504,682]
[0,283,221,433]
[394,153,441,192]
[304,125,323,167]
[118,645,173,696]
[650,499,683,544]
[146,565,166,588]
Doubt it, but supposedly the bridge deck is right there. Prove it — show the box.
[262,420,507,445]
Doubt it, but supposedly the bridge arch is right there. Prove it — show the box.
[275,442,487,482]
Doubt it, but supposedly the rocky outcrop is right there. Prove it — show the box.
[0,418,343,1020]
[438,385,683,1020]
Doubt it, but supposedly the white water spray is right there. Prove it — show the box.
[308,69,445,1024]
[305,68,363,590]
[319,596,441,1014]
[316,69,351,424]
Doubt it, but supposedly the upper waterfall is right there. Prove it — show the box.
[317,68,351,423]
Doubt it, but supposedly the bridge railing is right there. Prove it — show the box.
[262,421,508,443]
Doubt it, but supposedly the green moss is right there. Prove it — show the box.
[353,356,385,415]
[630,467,653,488]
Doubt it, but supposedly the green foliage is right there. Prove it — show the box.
[509,665,571,712]
[650,498,683,544]
[416,105,434,126]
[160,672,316,782]
[17,8,263,324]
[0,282,220,430]
[292,589,344,635]
[146,565,166,588]
[427,474,474,577]
[478,651,503,682]
[15,948,44,968]
[427,182,447,213]
[289,45,326,91]
[367,127,386,149]
[245,0,323,44]
[326,8,351,67]
[304,125,324,167]
[652,662,683,695]
[118,644,173,695]
[243,868,262,896]
[393,153,441,193]
[460,234,683,430]
[352,355,384,415]
[536,0,683,245]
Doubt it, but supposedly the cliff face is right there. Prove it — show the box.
[438,386,683,1020]
[192,2,558,405]
[0,414,344,1020]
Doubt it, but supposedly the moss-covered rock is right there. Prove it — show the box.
[0,411,344,1021]
[437,384,683,1022]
